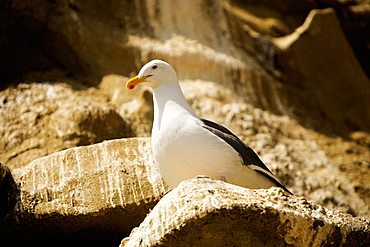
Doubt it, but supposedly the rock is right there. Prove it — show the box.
[350,131,370,146]
[98,74,154,137]
[0,0,142,85]
[328,0,370,79]
[1,1,370,246]
[0,163,19,223]
[169,79,370,220]
[119,77,370,219]
[118,89,154,137]
[275,8,370,132]
[2,1,370,132]
[0,82,133,169]
[121,177,370,247]
[98,74,136,107]
[2,137,168,245]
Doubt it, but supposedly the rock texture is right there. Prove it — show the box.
[0,163,18,223]
[97,74,154,137]
[2,0,370,132]
[120,79,370,220]
[98,76,370,219]
[1,138,168,246]
[1,0,370,246]
[121,177,370,247]
[0,82,133,169]
[275,8,370,132]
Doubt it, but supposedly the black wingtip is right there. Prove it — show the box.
[200,118,293,195]
[254,170,293,195]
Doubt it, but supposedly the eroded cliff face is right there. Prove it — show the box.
[1,1,370,247]
[2,0,370,131]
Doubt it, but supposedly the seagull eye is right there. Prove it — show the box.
[152,65,158,70]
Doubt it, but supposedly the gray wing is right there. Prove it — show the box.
[201,119,292,194]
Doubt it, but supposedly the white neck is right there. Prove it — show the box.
[152,81,198,132]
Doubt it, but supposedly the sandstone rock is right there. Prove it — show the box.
[0,163,19,223]
[120,77,370,219]
[3,0,370,86]
[121,177,370,247]
[118,89,154,137]
[2,137,168,245]
[159,79,370,220]
[275,8,370,132]
[2,1,370,132]
[122,4,370,132]
[1,1,370,246]
[98,74,154,137]
[327,0,370,78]
[1,0,142,85]
[98,74,137,107]
[350,131,370,146]
[0,82,133,169]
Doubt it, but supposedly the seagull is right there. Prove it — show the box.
[126,60,291,194]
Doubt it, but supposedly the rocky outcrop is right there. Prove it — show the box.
[0,82,133,169]
[98,74,154,137]
[1,138,168,246]
[1,0,370,246]
[121,177,370,247]
[2,1,370,132]
[117,78,370,220]
[275,8,370,132]
[0,163,19,224]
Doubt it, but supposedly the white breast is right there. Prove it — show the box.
[150,83,276,189]
[151,100,240,188]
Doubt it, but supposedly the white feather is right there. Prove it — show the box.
[129,60,283,190]
[148,64,275,189]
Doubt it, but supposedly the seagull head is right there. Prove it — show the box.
[126,60,178,90]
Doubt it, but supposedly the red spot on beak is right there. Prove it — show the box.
[129,85,135,90]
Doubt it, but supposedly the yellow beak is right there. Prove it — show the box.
[126,75,151,90]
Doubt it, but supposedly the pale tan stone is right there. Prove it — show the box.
[9,137,168,233]
[275,8,370,131]
[0,83,133,169]
[122,177,370,247]
[2,1,370,245]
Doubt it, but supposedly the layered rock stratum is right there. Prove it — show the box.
[1,0,370,246]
